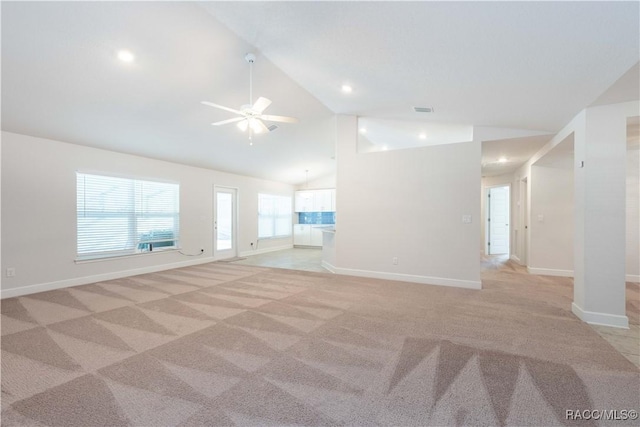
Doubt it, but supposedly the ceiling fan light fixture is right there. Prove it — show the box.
[237,119,249,132]
[202,53,298,138]
[250,118,264,133]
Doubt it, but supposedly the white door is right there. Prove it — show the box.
[214,186,237,259]
[488,186,510,255]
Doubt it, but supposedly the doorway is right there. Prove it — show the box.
[486,185,510,255]
[214,186,238,259]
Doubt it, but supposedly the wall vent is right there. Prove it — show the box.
[413,106,434,113]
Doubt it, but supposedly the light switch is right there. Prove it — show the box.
[462,215,472,224]
[537,214,544,222]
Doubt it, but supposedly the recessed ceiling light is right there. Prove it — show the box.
[117,50,135,62]
[498,157,508,163]
[341,84,353,93]
[359,127,367,134]
[419,133,427,140]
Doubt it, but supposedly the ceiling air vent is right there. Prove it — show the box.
[414,106,434,113]
[267,124,278,132]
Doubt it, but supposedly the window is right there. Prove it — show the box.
[77,173,179,259]
[258,193,292,239]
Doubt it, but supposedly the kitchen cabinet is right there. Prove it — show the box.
[313,189,333,212]
[294,191,314,212]
[293,224,312,246]
[293,224,325,247]
[294,189,336,212]
[310,226,324,246]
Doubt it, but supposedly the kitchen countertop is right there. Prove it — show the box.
[318,227,336,233]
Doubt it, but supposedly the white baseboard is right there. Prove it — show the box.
[0,256,218,299]
[239,244,293,258]
[526,268,639,282]
[509,254,522,265]
[329,266,481,290]
[321,260,336,273]
[571,302,629,329]
[527,267,573,277]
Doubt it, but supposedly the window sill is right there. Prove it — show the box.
[75,247,180,264]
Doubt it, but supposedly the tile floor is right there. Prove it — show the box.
[233,247,326,272]
[590,323,640,367]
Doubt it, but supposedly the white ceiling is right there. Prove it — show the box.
[357,118,472,153]
[482,135,552,177]
[2,1,639,184]
[533,134,575,170]
[1,2,335,184]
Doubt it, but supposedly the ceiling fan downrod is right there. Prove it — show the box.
[245,53,256,106]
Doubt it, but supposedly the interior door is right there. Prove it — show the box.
[522,179,528,265]
[214,186,237,259]
[488,186,510,255]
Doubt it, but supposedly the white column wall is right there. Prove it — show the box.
[572,103,634,328]
[334,115,481,289]
[626,147,640,282]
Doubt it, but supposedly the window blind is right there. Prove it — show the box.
[258,193,292,239]
[77,173,180,259]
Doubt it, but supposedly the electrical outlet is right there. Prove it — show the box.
[392,257,398,265]
[6,268,16,277]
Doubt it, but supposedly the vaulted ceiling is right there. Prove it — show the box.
[2,2,638,184]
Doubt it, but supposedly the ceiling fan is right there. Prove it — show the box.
[202,53,298,141]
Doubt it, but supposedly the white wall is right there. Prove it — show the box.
[627,147,640,281]
[1,132,294,297]
[334,116,481,289]
[572,102,633,327]
[528,165,574,275]
[296,173,336,190]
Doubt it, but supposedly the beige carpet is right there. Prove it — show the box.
[1,261,638,426]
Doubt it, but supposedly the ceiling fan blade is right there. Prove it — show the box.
[252,97,272,113]
[211,117,245,126]
[201,101,244,115]
[260,114,299,124]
